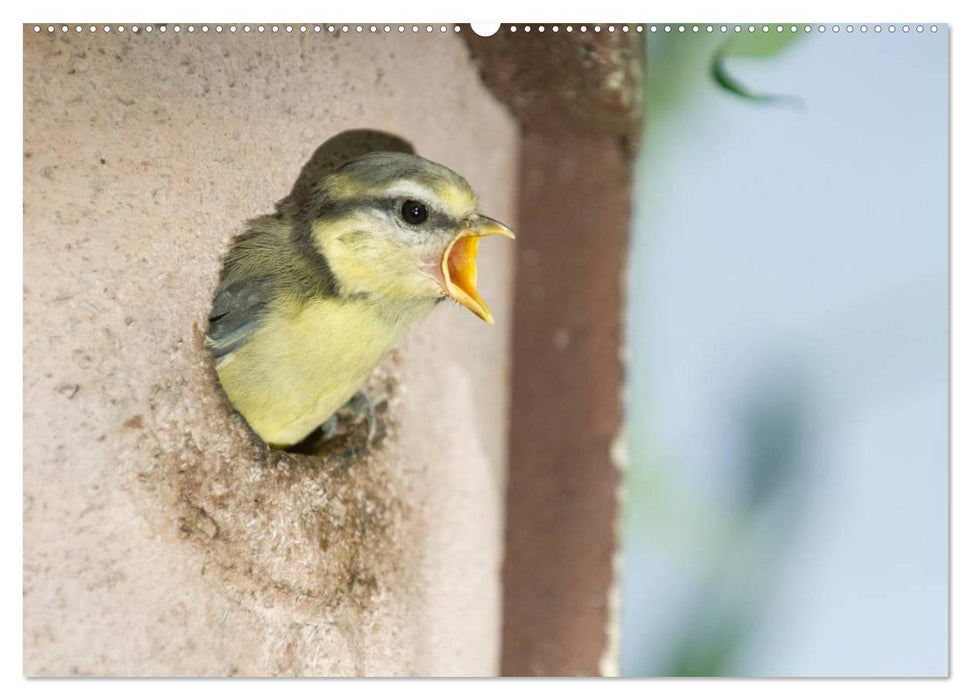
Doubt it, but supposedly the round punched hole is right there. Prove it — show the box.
[470,23,500,37]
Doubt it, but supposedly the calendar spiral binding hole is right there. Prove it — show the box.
[31,24,940,35]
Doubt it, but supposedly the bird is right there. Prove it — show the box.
[206,148,514,451]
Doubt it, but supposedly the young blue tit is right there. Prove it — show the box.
[207,151,514,450]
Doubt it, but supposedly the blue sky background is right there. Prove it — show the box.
[621,27,948,676]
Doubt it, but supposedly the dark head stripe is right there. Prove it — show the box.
[315,196,459,231]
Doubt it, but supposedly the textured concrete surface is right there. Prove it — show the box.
[466,28,642,676]
[23,26,517,676]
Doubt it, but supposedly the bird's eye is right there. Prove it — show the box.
[401,200,428,225]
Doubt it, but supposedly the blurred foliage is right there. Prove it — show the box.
[642,29,803,124]
[713,33,804,105]
[738,381,808,511]
[626,367,813,677]
[627,26,946,677]
[659,371,812,676]
[719,31,801,59]
[624,30,809,677]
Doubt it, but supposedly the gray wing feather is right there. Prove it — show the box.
[207,276,274,362]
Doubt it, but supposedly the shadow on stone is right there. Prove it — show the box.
[281,129,415,210]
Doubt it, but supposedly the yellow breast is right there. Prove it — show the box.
[216,295,433,447]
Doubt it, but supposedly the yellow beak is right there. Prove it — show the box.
[441,216,515,324]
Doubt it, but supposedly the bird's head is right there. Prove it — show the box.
[308,152,515,324]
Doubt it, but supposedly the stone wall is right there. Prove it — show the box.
[23,26,517,676]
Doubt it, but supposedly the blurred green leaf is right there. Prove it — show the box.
[720,32,801,59]
[738,372,808,511]
[663,606,754,677]
[712,33,804,106]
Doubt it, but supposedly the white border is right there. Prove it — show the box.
[5,0,965,695]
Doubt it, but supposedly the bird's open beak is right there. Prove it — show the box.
[441,216,515,324]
